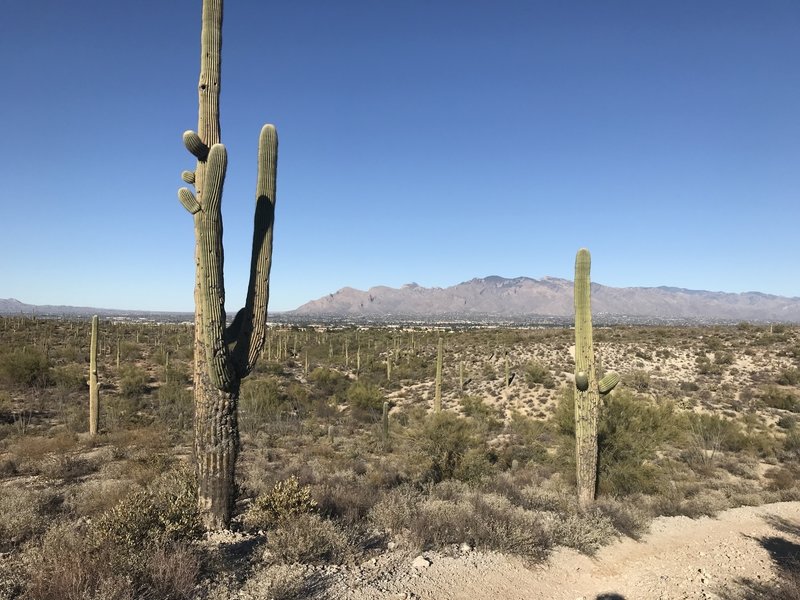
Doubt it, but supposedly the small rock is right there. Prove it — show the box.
[387,541,397,551]
[460,542,473,553]
[412,555,431,569]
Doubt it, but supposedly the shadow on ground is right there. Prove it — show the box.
[719,514,800,600]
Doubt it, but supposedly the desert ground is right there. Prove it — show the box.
[0,317,798,599]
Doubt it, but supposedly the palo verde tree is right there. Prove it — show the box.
[177,0,278,529]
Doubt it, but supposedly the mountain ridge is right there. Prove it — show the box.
[2,276,799,323]
[291,276,800,322]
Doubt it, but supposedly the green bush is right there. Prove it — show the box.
[554,389,679,496]
[156,381,192,430]
[244,476,317,530]
[346,381,383,421]
[0,348,51,388]
[308,367,348,399]
[761,386,799,412]
[240,377,287,434]
[525,361,555,389]
[777,368,800,386]
[52,364,87,393]
[408,411,479,483]
[93,465,200,554]
[118,365,150,397]
[597,392,680,495]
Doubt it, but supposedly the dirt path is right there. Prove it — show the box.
[326,501,800,600]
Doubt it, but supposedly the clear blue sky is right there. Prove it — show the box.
[2,1,798,312]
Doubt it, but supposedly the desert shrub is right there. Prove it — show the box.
[760,386,799,412]
[408,492,552,560]
[459,396,502,433]
[308,367,348,399]
[408,411,480,483]
[765,467,798,491]
[240,376,288,433]
[314,470,380,526]
[0,347,51,388]
[118,364,150,397]
[597,393,681,495]
[783,428,800,460]
[594,496,651,540]
[93,465,200,557]
[244,476,317,530]
[0,487,50,550]
[682,413,737,472]
[555,389,678,496]
[551,511,617,553]
[156,381,192,430]
[369,485,423,533]
[497,412,549,467]
[525,361,555,389]
[52,364,87,393]
[231,564,320,600]
[22,522,200,600]
[626,370,651,393]
[777,368,800,386]
[346,381,383,421]
[267,513,349,564]
[715,351,735,366]
[38,453,97,481]
[65,479,132,518]
[117,340,141,361]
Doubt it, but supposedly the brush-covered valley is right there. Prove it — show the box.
[0,317,799,599]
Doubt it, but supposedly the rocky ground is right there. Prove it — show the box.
[212,501,800,600]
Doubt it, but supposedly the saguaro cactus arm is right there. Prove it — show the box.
[231,124,278,377]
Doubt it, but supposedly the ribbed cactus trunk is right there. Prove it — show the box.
[434,337,443,412]
[573,248,619,511]
[382,400,389,446]
[88,315,99,436]
[574,249,597,510]
[178,0,278,530]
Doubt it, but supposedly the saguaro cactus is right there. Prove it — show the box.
[177,0,278,529]
[434,337,443,412]
[88,315,99,436]
[382,401,389,445]
[573,249,619,511]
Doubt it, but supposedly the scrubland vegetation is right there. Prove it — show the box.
[0,316,798,598]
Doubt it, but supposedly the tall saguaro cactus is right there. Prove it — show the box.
[177,0,278,529]
[434,337,443,412]
[573,249,619,511]
[88,315,99,436]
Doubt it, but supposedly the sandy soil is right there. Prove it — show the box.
[317,501,800,600]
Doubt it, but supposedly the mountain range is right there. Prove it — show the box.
[291,276,800,323]
[3,276,799,323]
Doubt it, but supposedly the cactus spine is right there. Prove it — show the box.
[177,0,278,530]
[434,337,443,412]
[89,315,99,436]
[573,248,619,511]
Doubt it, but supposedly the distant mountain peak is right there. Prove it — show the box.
[291,276,800,323]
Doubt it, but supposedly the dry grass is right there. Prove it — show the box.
[0,318,799,598]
